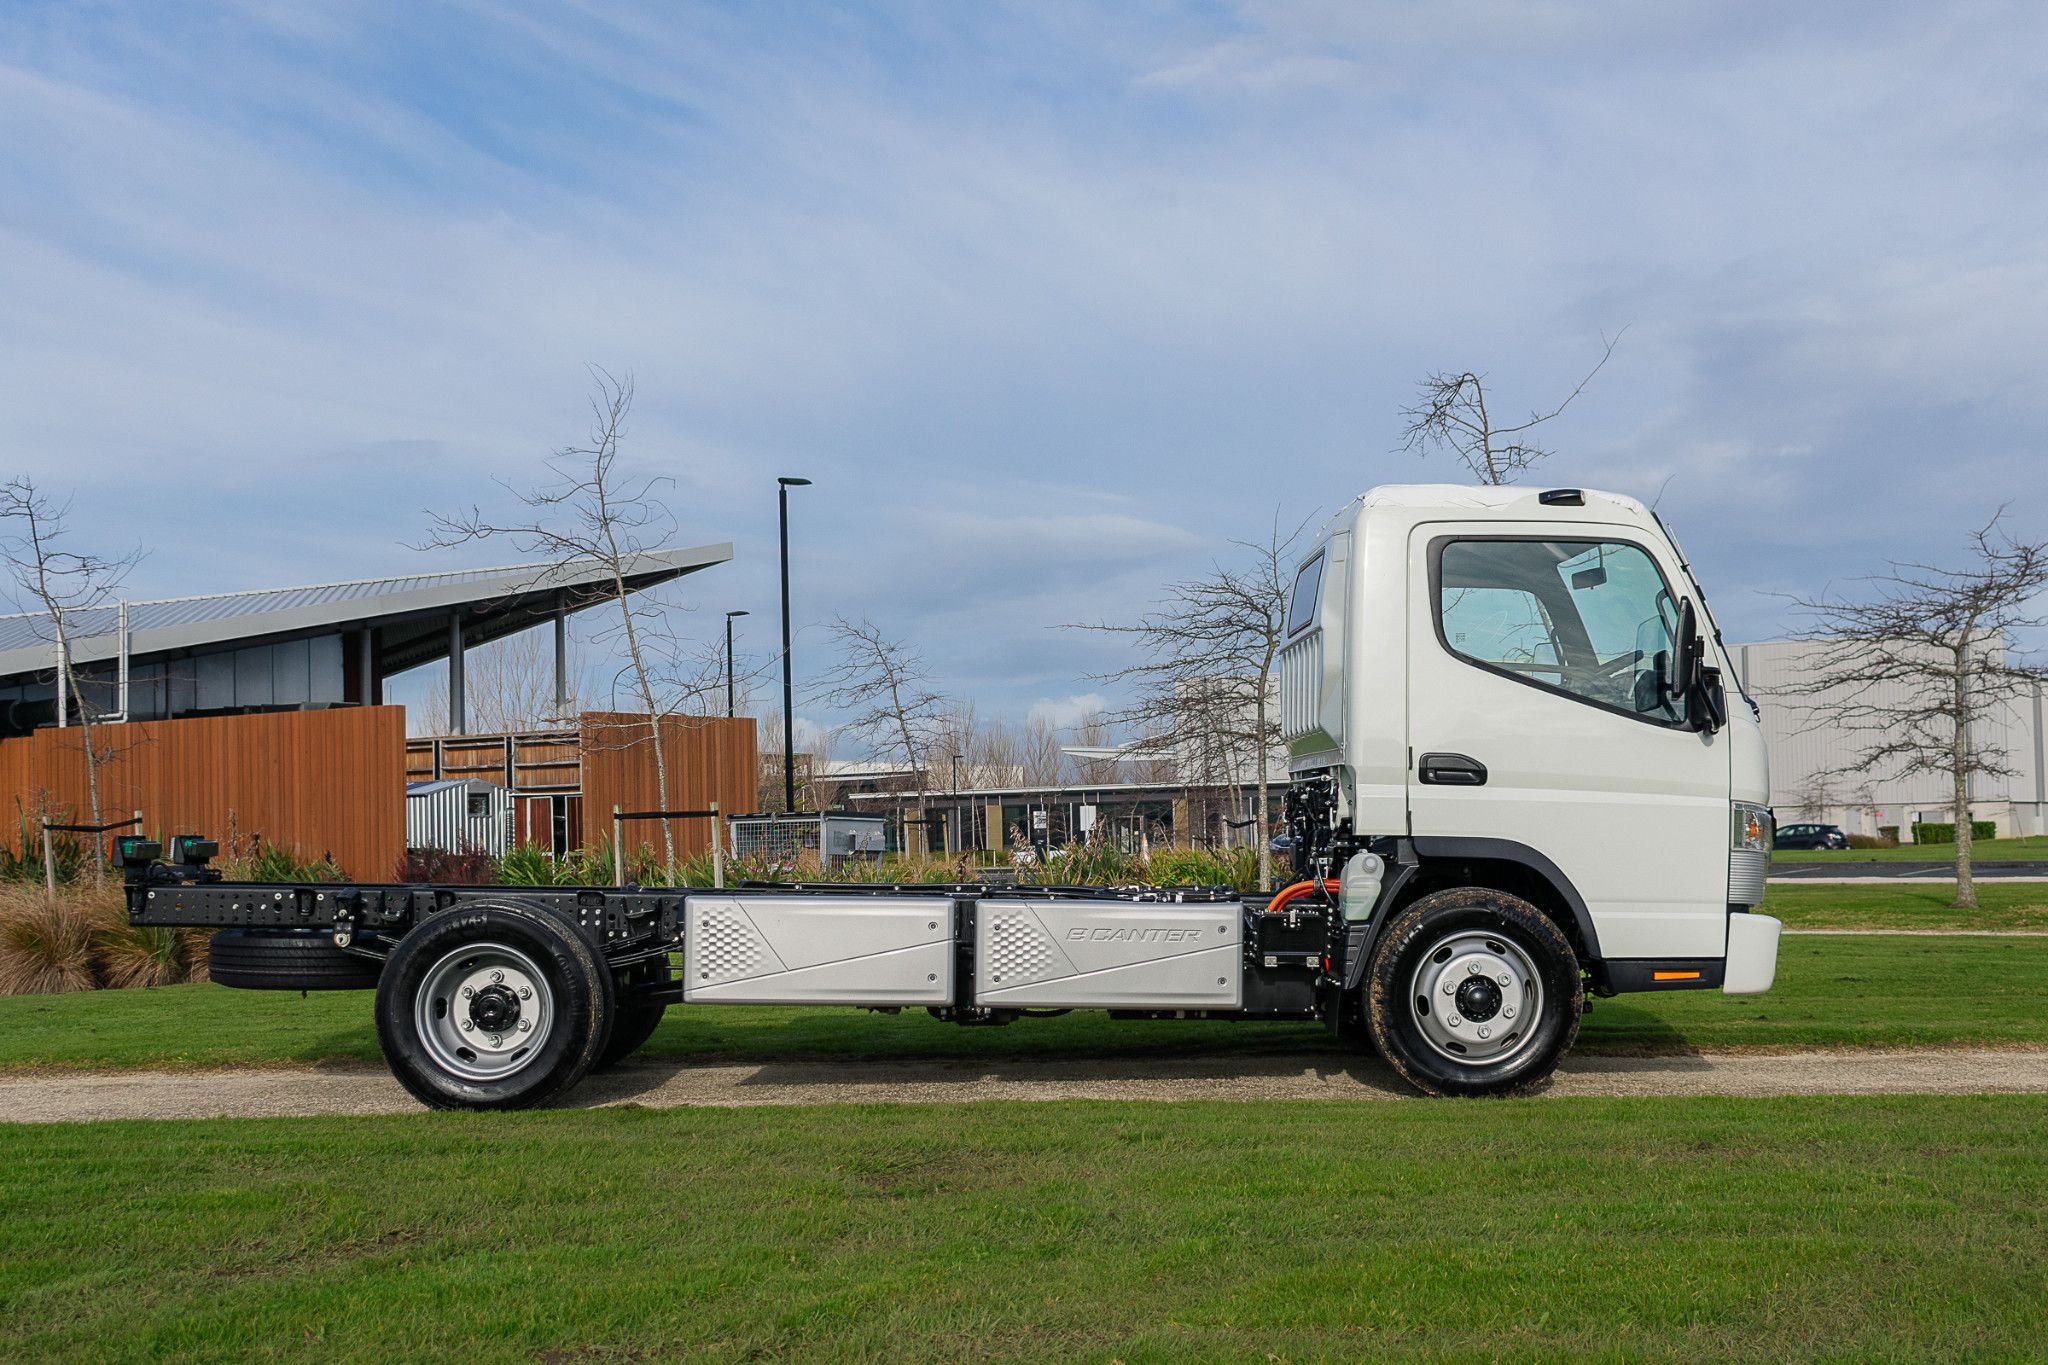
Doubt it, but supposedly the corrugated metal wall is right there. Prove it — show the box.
[1739,639,2047,834]
[406,780,514,856]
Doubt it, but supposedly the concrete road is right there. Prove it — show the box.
[1771,860,2048,881]
[5,1048,2047,1123]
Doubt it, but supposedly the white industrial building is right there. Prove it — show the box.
[1734,639,2048,839]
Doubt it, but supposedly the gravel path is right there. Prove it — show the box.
[6,1048,2048,1123]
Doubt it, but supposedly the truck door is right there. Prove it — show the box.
[1405,524,1730,960]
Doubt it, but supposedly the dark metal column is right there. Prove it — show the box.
[447,614,466,736]
[777,476,810,812]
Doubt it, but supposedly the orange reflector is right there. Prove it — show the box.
[1653,970,1703,981]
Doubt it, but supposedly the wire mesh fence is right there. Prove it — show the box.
[728,813,886,870]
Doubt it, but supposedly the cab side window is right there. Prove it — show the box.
[1436,538,1687,725]
[1287,552,1325,637]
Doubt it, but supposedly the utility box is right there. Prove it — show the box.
[728,812,886,870]
[682,894,953,1005]
[974,898,1242,1010]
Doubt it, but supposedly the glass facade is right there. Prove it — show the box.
[0,633,346,722]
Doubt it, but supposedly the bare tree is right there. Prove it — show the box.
[758,707,830,812]
[1788,765,1872,827]
[1779,514,2048,908]
[815,617,947,850]
[410,626,588,736]
[1400,331,1625,485]
[0,478,141,886]
[1068,513,1306,890]
[420,368,707,870]
[1066,707,1125,785]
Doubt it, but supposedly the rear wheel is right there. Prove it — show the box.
[374,902,610,1110]
[1365,887,1581,1097]
[594,961,669,1070]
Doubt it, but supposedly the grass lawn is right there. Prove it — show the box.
[2,1096,2044,1360]
[1762,881,2048,930]
[6,931,2048,1072]
[1774,834,2048,863]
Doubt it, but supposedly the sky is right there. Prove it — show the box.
[3,1,2045,750]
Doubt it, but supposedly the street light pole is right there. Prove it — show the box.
[777,477,811,813]
[724,610,749,719]
[950,752,964,854]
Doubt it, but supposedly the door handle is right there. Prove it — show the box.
[1418,753,1487,786]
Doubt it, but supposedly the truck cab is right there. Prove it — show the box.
[1278,484,1779,1092]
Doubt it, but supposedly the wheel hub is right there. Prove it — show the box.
[468,984,521,1033]
[1408,931,1543,1067]
[413,943,554,1082]
[1455,975,1502,1022]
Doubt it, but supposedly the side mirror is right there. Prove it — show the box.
[1697,666,1728,732]
[1673,600,1724,733]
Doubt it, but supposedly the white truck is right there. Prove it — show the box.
[122,483,1778,1108]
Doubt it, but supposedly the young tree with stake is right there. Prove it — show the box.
[815,616,948,853]
[421,368,709,873]
[1780,514,2048,909]
[1068,514,1306,891]
[0,477,141,887]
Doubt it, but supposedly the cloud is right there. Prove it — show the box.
[1028,692,1113,732]
[3,0,2047,728]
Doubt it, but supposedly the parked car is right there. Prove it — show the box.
[1775,822,1849,850]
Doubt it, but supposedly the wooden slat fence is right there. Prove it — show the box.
[579,713,758,858]
[0,707,407,879]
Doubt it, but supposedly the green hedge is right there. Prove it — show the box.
[1912,820,1996,844]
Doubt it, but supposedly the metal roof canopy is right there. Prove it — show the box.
[0,545,733,681]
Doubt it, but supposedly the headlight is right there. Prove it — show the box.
[1732,802,1772,852]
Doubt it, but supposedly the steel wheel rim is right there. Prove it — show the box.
[1407,928,1544,1066]
[414,941,555,1081]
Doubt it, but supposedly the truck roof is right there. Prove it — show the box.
[1314,483,1657,545]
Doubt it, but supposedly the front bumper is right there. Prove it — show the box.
[1723,912,1781,995]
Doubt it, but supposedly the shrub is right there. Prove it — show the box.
[1912,821,1997,845]
[219,838,345,884]
[1021,838,1143,887]
[1878,825,1900,845]
[0,803,91,885]
[93,922,186,990]
[395,846,498,885]
[0,885,100,994]
[495,844,566,887]
[1846,834,1894,850]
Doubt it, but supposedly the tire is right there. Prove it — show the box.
[593,961,669,1070]
[1364,887,1581,1097]
[373,901,611,1111]
[208,929,383,992]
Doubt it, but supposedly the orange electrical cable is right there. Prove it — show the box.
[1265,878,1340,912]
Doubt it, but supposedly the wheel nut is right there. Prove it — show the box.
[460,1020,474,1032]
[519,986,532,1000]
[518,1019,532,1033]
[1446,1016,1460,1028]
[461,986,474,998]
[491,970,505,984]
[1443,979,1456,995]
[1497,973,1511,986]
[1505,1007,1516,1019]
[1478,1026,1491,1040]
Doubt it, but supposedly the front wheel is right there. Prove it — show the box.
[1365,887,1581,1097]
[374,902,611,1110]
